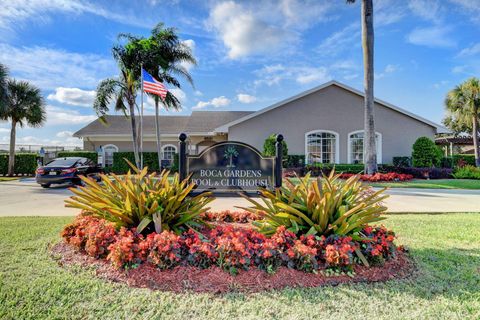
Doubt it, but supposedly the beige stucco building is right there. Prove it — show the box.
[74,81,447,166]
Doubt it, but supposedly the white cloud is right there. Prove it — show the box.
[47,87,95,107]
[316,23,359,57]
[237,94,257,104]
[278,0,332,29]
[408,0,442,22]
[254,64,331,87]
[0,128,10,133]
[375,64,399,79]
[452,65,468,74]
[46,106,97,125]
[180,39,196,72]
[56,131,73,138]
[169,88,187,105]
[432,80,449,89]
[0,133,82,147]
[0,43,114,90]
[449,0,480,24]
[0,0,151,34]
[458,43,480,57]
[193,96,231,110]
[406,26,455,48]
[296,67,330,84]
[208,1,295,59]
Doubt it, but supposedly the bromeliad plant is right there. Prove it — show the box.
[239,171,388,239]
[65,162,214,234]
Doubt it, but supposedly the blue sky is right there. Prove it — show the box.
[0,0,479,147]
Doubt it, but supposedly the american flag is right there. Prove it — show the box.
[142,69,167,100]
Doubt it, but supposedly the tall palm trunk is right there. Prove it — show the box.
[154,98,162,170]
[473,108,480,167]
[7,120,16,176]
[128,103,141,168]
[361,0,377,174]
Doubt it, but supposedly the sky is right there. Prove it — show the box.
[0,0,479,147]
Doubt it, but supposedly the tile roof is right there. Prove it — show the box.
[73,111,253,137]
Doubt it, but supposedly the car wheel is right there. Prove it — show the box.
[41,184,50,188]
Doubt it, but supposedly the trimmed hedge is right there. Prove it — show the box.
[392,156,411,167]
[0,153,37,175]
[57,151,98,163]
[412,137,442,167]
[395,167,453,179]
[305,164,365,176]
[111,152,178,174]
[284,155,305,168]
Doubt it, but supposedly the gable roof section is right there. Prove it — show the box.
[73,111,254,137]
[214,80,449,134]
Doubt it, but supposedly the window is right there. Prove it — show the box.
[305,131,339,164]
[103,144,118,167]
[348,131,382,164]
[162,145,177,165]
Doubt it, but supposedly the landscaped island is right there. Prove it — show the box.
[53,166,412,292]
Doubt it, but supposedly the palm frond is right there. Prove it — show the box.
[93,78,123,118]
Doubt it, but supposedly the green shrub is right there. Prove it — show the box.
[284,155,305,168]
[392,156,411,167]
[65,164,214,234]
[263,134,288,157]
[57,151,98,163]
[412,137,442,167]
[0,153,37,175]
[111,152,160,174]
[453,165,480,179]
[240,171,388,237]
[452,154,476,167]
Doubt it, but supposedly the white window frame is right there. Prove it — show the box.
[161,144,177,162]
[102,144,118,167]
[304,130,340,164]
[347,130,382,164]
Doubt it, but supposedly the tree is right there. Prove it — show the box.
[263,134,288,158]
[0,80,46,176]
[94,39,143,167]
[412,137,442,167]
[123,23,196,169]
[0,63,8,112]
[444,78,480,166]
[347,0,377,174]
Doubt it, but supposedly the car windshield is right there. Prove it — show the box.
[45,158,79,167]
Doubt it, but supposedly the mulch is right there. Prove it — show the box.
[50,242,416,294]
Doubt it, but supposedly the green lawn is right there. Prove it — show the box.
[1,214,479,319]
[0,177,19,182]
[288,177,480,190]
[368,179,480,189]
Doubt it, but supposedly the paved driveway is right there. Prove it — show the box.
[0,178,479,216]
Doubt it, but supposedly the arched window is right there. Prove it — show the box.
[305,130,339,164]
[161,144,177,165]
[348,131,382,164]
[102,144,118,167]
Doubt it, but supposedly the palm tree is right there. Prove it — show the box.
[444,78,480,167]
[347,0,377,174]
[0,80,46,176]
[124,23,196,169]
[94,42,142,167]
[0,63,8,111]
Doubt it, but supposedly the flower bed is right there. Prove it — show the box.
[200,210,263,223]
[61,215,401,275]
[339,172,414,182]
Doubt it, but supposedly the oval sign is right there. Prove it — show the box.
[187,141,275,193]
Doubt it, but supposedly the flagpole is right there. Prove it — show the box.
[140,65,144,169]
